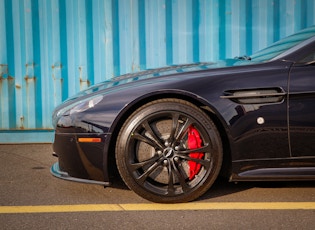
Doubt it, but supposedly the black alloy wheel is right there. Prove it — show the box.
[116,98,223,203]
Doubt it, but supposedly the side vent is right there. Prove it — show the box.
[221,88,286,104]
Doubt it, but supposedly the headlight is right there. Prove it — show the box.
[69,95,104,115]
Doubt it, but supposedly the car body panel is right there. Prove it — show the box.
[51,27,315,191]
[289,63,315,158]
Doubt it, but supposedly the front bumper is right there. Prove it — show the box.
[51,131,111,185]
[50,162,110,186]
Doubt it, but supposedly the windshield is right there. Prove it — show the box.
[250,26,315,62]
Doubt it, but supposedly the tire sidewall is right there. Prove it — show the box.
[116,99,223,203]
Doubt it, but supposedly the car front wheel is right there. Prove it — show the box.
[115,98,223,203]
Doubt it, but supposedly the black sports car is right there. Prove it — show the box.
[51,26,315,203]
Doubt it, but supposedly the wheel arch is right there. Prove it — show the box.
[105,89,232,181]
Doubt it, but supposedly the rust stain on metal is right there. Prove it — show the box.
[24,63,36,92]
[0,64,9,91]
[131,63,140,72]
[19,116,25,130]
[51,64,63,69]
[52,64,63,82]
[0,64,8,76]
[7,76,15,86]
[78,66,90,87]
[78,66,83,81]
[24,76,36,81]
[79,78,91,87]
[25,62,35,68]
[2,75,15,83]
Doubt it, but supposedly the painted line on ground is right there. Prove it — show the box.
[1,202,315,214]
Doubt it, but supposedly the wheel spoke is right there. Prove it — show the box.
[169,113,180,143]
[132,132,163,150]
[181,155,211,168]
[135,158,164,185]
[129,155,160,171]
[174,117,194,143]
[170,161,189,192]
[141,120,165,149]
[177,143,211,155]
[166,163,175,195]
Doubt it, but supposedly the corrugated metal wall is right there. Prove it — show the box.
[1,0,315,143]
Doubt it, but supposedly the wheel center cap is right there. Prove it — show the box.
[163,147,174,158]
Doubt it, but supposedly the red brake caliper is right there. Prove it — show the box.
[187,125,204,180]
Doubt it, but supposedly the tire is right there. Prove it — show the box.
[115,98,223,203]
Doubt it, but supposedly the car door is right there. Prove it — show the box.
[289,52,315,158]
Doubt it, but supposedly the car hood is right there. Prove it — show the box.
[52,58,259,126]
[68,59,254,100]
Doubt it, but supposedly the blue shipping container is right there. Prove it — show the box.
[0,0,315,143]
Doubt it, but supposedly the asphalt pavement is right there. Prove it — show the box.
[0,144,314,230]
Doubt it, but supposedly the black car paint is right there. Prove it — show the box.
[52,37,315,186]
